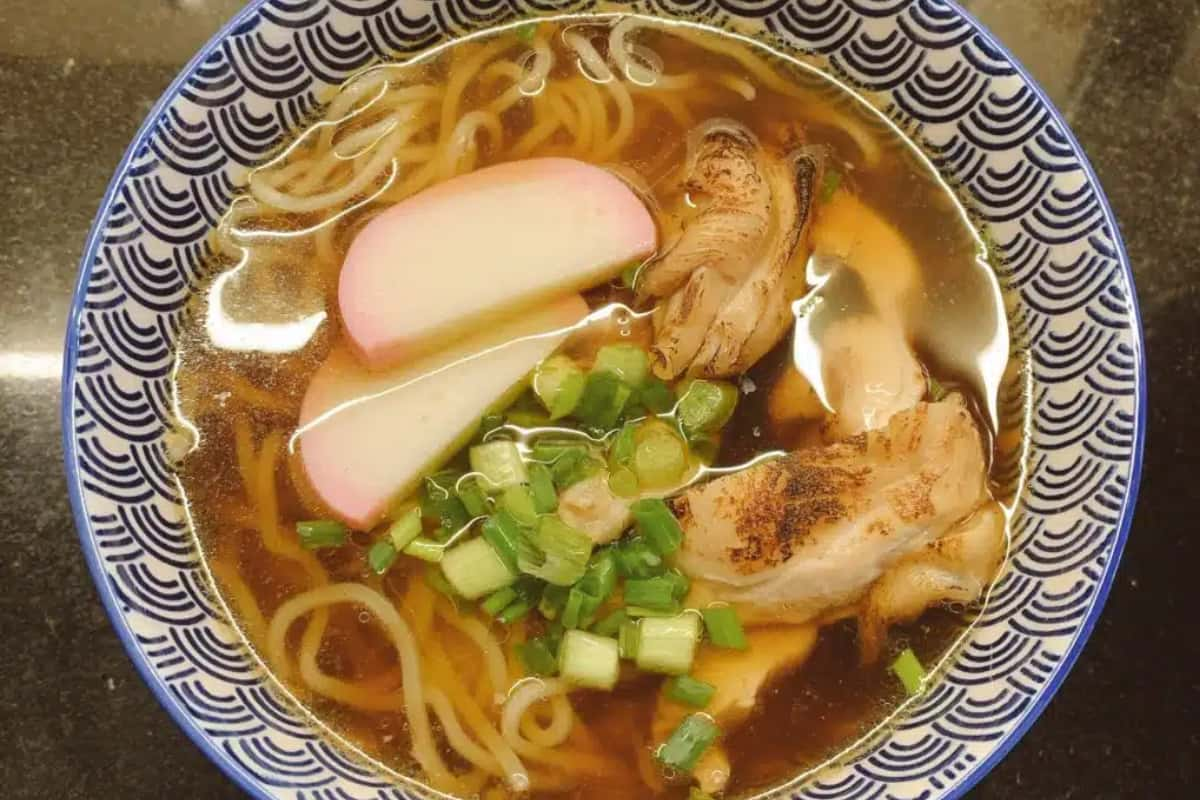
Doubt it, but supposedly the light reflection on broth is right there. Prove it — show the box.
[172,13,1024,800]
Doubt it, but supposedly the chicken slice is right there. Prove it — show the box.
[651,626,819,794]
[673,395,990,626]
[858,500,1007,662]
[820,315,927,438]
[557,474,632,544]
[638,121,821,379]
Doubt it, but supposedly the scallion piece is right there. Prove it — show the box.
[517,637,559,677]
[528,463,558,513]
[702,605,747,650]
[558,630,620,690]
[539,583,569,620]
[593,344,650,387]
[498,598,533,624]
[514,21,538,43]
[666,675,716,709]
[664,569,691,601]
[928,375,948,402]
[481,587,518,617]
[297,520,348,550]
[551,449,603,490]
[534,354,587,420]
[636,613,701,675]
[609,422,637,466]
[562,586,601,629]
[626,603,682,618]
[577,550,618,603]
[367,539,398,574]
[615,536,664,578]
[575,371,633,430]
[633,420,688,489]
[531,439,589,463]
[676,379,739,436]
[607,466,639,498]
[470,440,528,490]
[387,506,424,551]
[820,167,842,202]
[618,619,640,659]
[891,647,926,696]
[620,261,640,289]
[404,537,445,563]
[440,537,517,600]
[481,510,524,574]
[516,515,594,586]
[424,565,459,601]
[657,714,720,772]
[421,472,470,539]
[638,378,676,414]
[456,477,490,518]
[624,576,682,612]
[631,498,683,556]
[500,484,539,526]
[592,608,630,638]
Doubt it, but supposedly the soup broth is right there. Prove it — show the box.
[173,14,1016,800]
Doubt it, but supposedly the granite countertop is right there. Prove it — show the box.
[0,0,1195,797]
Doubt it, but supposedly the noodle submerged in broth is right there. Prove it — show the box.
[173,14,1021,800]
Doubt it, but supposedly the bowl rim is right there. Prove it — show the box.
[60,1,1147,798]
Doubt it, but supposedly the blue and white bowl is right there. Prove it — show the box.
[62,1,1146,798]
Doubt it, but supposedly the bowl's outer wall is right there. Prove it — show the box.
[62,1,1144,799]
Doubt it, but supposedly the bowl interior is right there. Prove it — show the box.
[62,2,1144,799]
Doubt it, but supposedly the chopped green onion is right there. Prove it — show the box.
[614,537,664,578]
[575,371,633,430]
[551,449,603,490]
[517,515,594,586]
[481,510,524,574]
[702,605,747,650]
[638,378,676,414]
[676,380,739,436]
[592,608,630,638]
[534,354,587,420]
[633,420,688,489]
[514,21,538,43]
[470,441,528,490]
[498,597,533,623]
[297,520,348,550]
[636,613,701,675]
[891,647,926,696]
[618,619,641,659]
[821,167,843,203]
[531,439,590,463]
[441,537,517,600]
[657,713,720,772]
[479,411,505,437]
[528,463,558,513]
[404,537,445,563]
[664,569,691,601]
[577,549,618,603]
[626,604,683,618]
[562,586,601,629]
[609,422,637,466]
[928,375,948,402]
[666,675,716,709]
[688,433,720,464]
[631,498,683,556]
[593,344,650,387]
[507,407,551,428]
[367,539,398,574]
[481,587,518,617]
[558,630,620,690]
[387,506,424,551]
[607,466,639,498]
[539,584,569,620]
[500,484,539,526]
[517,637,559,676]
[624,576,682,612]
[421,472,470,539]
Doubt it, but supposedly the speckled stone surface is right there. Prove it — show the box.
[0,0,1195,797]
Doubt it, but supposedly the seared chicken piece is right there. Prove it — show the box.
[673,396,991,625]
[820,315,927,437]
[858,500,1007,662]
[652,626,819,794]
[638,122,821,379]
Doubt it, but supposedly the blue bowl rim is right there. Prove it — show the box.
[60,1,1147,798]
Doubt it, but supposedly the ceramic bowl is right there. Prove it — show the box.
[62,1,1145,798]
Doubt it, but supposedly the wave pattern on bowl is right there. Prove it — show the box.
[63,1,1142,799]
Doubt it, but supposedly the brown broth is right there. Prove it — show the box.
[173,15,1016,800]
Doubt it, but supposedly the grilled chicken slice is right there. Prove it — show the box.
[638,121,821,379]
[651,626,819,794]
[674,395,991,626]
[858,500,1006,661]
[820,315,927,438]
